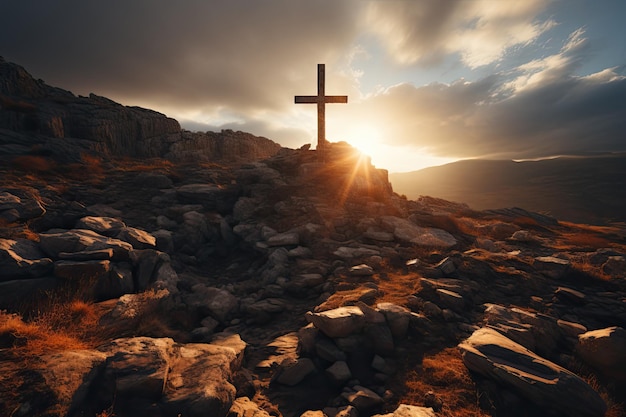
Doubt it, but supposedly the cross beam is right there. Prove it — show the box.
[295,64,348,159]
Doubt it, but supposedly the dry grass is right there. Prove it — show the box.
[393,348,489,417]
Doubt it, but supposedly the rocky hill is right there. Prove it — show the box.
[1,59,626,417]
[0,56,281,163]
[390,156,626,225]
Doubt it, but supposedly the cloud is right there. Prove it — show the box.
[365,0,555,68]
[339,29,626,160]
[0,0,361,114]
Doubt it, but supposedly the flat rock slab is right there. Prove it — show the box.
[374,404,436,417]
[75,216,126,236]
[306,306,366,338]
[380,216,457,248]
[39,229,132,260]
[0,238,53,279]
[459,327,606,417]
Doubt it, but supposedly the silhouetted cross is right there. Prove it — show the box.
[295,64,348,160]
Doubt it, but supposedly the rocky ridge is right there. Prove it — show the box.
[0,57,281,163]
[1,58,626,417]
[1,140,625,417]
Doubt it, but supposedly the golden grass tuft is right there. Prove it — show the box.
[393,348,489,417]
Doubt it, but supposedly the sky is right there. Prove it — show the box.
[1,0,625,172]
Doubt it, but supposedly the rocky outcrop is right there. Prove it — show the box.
[459,327,607,417]
[0,57,280,163]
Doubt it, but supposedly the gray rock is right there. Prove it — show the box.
[333,246,380,259]
[186,285,239,323]
[459,328,606,417]
[0,238,53,279]
[326,361,352,386]
[267,231,299,247]
[373,404,436,417]
[435,289,466,312]
[38,350,108,416]
[342,385,383,412]
[54,259,111,281]
[276,358,316,386]
[349,264,374,276]
[229,397,271,417]
[380,216,457,248]
[99,337,175,403]
[162,342,241,417]
[306,306,366,338]
[74,216,126,236]
[577,326,626,382]
[377,303,411,339]
[315,338,347,362]
[0,189,45,222]
[39,229,132,260]
[116,227,157,249]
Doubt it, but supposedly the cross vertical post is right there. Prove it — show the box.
[295,64,348,161]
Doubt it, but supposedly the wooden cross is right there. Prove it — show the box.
[295,64,348,160]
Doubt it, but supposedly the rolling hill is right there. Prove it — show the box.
[390,154,626,225]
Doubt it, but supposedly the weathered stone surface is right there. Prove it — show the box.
[117,227,157,249]
[75,216,126,236]
[0,189,45,222]
[349,264,374,276]
[162,342,240,417]
[381,216,457,248]
[373,404,436,417]
[0,238,53,279]
[342,385,383,412]
[39,229,132,260]
[326,361,351,385]
[377,303,411,339]
[306,306,366,338]
[275,358,316,386]
[333,246,380,259]
[577,326,626,382]
[185,285,239,323]
[459,328,606,417]
[176,184,237,212]
[267,232,299,247]
[228,396,271,417]
[53,260,111,281]
[99,337,174,403]
[38,350,107,416]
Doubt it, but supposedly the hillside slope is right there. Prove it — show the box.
[390,155,626,225]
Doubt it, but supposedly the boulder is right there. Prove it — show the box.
[99,337,175,404]
[349,264,374,276]
[0,238,53,279]
[267,232,299,247]
[0,189,45,222]
[38,350,108,416]
[53,260,111,281]
[39,229,132,260]
[373,404,436,417]
[228,397,271,417]
[185,285,239,323]
[161,342,240,417]
[380,216,456,248]
[116,227,157,249]
[74,216,126,236]
[325,361,352,385]
[377,303,411,339]
[459,328,606,417]
[275,358,316,386]
[577,326,626,382]
[306,306,366,338]
[176,184,237,213]
[342,385,383,412]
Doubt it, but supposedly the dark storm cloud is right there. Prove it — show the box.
[0,0,360,112]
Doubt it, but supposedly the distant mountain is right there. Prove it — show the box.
[390,155,626,225]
